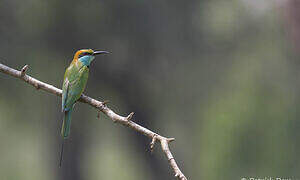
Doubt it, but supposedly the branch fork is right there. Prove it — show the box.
[0,63,188,180]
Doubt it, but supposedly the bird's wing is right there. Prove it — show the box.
[61,78,69,112]
[63,66,89,109]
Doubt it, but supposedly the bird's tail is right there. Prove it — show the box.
[59,109,72,167]
[59,139,65,167]
[61,110,72,138]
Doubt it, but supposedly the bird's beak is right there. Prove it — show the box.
[93,51,110,56]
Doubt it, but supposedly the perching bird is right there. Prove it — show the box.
[59,49,108,166]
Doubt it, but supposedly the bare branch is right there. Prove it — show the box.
[0,62,188,180]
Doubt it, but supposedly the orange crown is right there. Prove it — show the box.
[73,49,94,61]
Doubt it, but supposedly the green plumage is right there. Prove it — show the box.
[61,60,89,138]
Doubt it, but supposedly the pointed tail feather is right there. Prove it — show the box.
[59,139,65,167]
[59,109,72,167]
[61,110,72,138]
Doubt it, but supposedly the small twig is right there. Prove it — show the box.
[0,62,188,180]
[97,111,101,119]
[167,138,175,142]
[102,100,110,106]
[20,65,28,77]
[150,134,158,153]
[126,112,134,121]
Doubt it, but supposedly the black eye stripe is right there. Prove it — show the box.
[79,52,92,58]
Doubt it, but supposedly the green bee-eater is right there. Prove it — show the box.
[59,49,108,166]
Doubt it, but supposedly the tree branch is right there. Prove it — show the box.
[0,62,187,180]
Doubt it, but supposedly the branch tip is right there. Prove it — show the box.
[102,100,110,106]
[175,173,187,180]
[126,112,134,121]
[20,65,28,77]
[167,137,175,143]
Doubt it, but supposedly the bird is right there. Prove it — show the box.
[59,49,109,167]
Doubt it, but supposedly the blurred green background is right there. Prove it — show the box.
[1,0,300,180]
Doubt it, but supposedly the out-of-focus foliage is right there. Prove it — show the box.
[0,0,300,180]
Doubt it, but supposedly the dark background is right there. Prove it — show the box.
[1,0,300,180]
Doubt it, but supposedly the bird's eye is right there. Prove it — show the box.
[79,52,89,58]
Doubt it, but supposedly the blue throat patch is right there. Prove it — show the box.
[79,55,95,66]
